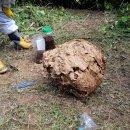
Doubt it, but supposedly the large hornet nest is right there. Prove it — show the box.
[43,39,105,97]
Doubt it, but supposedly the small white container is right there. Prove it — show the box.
[32,34,45,51]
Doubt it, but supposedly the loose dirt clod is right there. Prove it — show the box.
[43,39,105,97]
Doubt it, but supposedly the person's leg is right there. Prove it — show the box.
[0,8,31,49]
[0,8,31,73]
[8,31,31,49]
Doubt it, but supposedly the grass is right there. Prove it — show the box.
[13,5,81,37]
[0,4,130,130]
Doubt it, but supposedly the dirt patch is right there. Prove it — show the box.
[0,59,46,86]
[18,94,39,105]
[53,10,106,42]
[109,51,130,89]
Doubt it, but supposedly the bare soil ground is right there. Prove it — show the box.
[0,10,130,130]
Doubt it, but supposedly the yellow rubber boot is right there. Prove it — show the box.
[8,31,31,49]
[0,61,8,74]
[19,37,31,49]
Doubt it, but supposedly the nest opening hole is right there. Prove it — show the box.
[72,67,79,72]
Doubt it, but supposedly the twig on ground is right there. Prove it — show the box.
[27,22,35,30]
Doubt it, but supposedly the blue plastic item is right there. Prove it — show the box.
[16,80,36,89]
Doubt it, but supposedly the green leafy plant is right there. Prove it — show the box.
[106,3,130,31]
[111,16,129,29]
[104,0,113,10]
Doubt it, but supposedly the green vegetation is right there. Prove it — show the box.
[13,5,81,37]
[107,3,130,31]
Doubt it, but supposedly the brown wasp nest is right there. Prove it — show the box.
[43,39,105,97]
